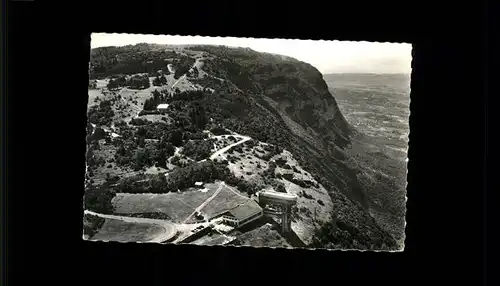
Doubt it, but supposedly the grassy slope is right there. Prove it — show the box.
[90,218,165,242]
[233,224,292,248]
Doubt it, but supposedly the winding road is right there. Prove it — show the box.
[85,131,253,243]
[210,135,251,160]
[84,210,177,243]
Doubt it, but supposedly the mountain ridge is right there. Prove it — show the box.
[86,43,406,250]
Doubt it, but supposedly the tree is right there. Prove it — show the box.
[107,79,119,90]
[165,142,175,157]
[171,155,180,165]
[92,140,100,151]
[136,136,146,148]
[89,80,97,89]
[153,76,162,86]
[84,188,116,214]
[137,126,147,137]
[127,74,150,89]
[116,147,126,161]
[168,129,183,147]
[156,148,167,167]
[160,74,167,85]
[134,148,151,170]
[188,103,207,130]
[182,140,213,161]
[275,184,286,193]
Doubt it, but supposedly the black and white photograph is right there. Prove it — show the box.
[84,33,411,251]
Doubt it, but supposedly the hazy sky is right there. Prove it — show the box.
[91,33,412,74]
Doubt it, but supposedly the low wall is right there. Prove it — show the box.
[179,226,212,244]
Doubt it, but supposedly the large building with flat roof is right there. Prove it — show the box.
[221,200,263,228]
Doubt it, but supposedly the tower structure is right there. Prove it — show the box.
[257,191,297,233]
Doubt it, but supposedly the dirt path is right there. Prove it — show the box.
[84,210,177,243]
[183,182,225,223]
[209,136,251,160]
[171,58,206,91]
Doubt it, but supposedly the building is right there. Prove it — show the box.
[157,104,170,113]
[258,191,298,204]
[221,200,264,228]
[257,190,298,233]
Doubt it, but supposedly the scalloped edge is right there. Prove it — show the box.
[86,33,411,253]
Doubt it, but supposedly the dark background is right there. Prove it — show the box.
[3,1,488,285]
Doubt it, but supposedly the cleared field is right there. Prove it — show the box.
[112,182,222,223]
[88,89,102,108]
[90,218,165,242]
[198,185,249,219]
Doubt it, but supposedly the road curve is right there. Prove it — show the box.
[84,210,177,243]
[210,136,251,160]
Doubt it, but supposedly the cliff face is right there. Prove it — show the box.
[190,47,368,205]
[198,48,353,146]
[89,44,404,250]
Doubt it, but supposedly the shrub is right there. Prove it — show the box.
[139,110,161,116]
[168,129,183,147]
[127,74,150,89]
[129,118,151,126]
[237,180,258,195]
[83,214,105,238]
[115,120,127,128]
[245,139,256,148]
[182,139,214,161]
[210,126,230,135]
[282,173,294,181]
[91,127,107,141]
[275,184,286,193]
[152,74,167,86]
[172,56,196,79]
[88,100,115,126]
[302,191,313,200]
[133,148,152,171]
[170,155,180,165]
[107,79,119,90]
[185,131,208,140]
[84,188,116,214]
[142,160,240,193]
[275,157,288,167]
[164,142,175,157]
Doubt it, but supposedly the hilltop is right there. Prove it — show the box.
[85,43,406,250]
